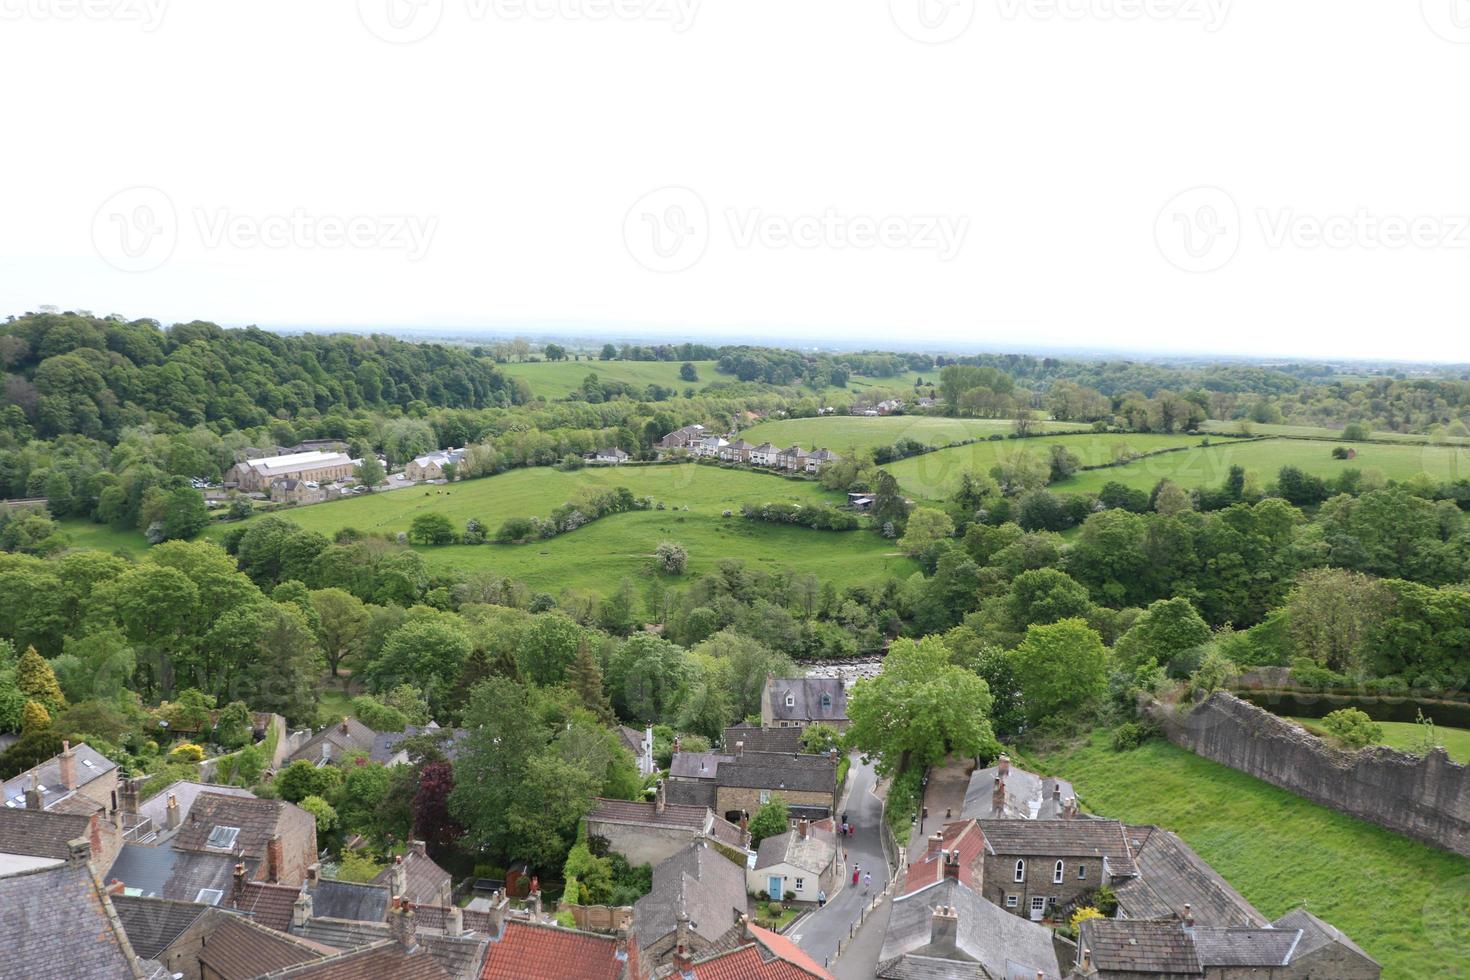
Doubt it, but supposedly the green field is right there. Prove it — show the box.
[1201,419,1470,446]
[1287,718,1470,764]
[739,416,1089,456]
[1058,437,1470,495]
[499,359,721,399]
[62,464,915,594]
[880,433,1205,500]
[1027,732,1470,979]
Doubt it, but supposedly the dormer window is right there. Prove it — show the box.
[785,694,795,708]
[819,693,832,710]
[205,825,241,850]
[1014,860,1025,883]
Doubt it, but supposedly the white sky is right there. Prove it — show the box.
[3,1,1469,360]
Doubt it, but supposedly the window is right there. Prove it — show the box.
[820,693,832,710]
[1078,865,1087,880]
[785,694,795,708]
[759,791,770,804]
[195,889,223,905]
[1014,860,1025,882]
[205,825,240,850]
[795,877,805,890]
[1005,894,1018,908]
[1054,861,1064,884]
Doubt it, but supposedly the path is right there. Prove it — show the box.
[790,753,889,968]
[905,756,973,863]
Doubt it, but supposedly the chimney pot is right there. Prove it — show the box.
[997,753,1010,778]
[340,717,349,735]
[1082,948,1092,970]
[734,740,744,757]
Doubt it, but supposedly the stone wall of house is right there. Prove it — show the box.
[585,819,696,868]
[714,787,834,823]
[980,855,1106,921]
[1151,692,1470,858]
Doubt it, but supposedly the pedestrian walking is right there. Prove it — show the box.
[843,849,849,866]
[852,866,859,886]
[817,888,826,908]
[863,871,871,893]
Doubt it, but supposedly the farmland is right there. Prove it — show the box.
[1200,419,1470,446]
[880,432,1206,500]
[1027,731,1470,979]
[739,415,1089,456]
[499,359,721,399]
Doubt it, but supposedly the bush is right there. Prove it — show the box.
[1320,708,1384,749]
[653,541,688,575]
[168,742,205,763]
[1110,722,1155,752]
[783,890,797,903]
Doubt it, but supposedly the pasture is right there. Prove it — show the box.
[1201,419,1470,446]
[1027,731,1470,980]
[499,359,721,399]
[739,415,1089,456]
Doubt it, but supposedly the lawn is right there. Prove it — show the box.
[1285,717,1470,764]
[1201,419,1470,446]
[1057,437,1470,495]
[56,520,148,558]
[880,432,1205,501]
[62,464,916,596]
[499,359,721,399]
[1026,731,1470,979]
[739,416,1090,456]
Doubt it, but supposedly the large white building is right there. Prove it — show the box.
[225,451,355,492]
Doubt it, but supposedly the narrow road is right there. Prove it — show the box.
[790,754,890,969]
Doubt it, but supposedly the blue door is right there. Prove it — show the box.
[768,875,783,899]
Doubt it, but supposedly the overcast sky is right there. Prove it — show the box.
[3,2,1469,360]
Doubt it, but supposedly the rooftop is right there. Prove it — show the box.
[633,840,748,950]
[0,857,144,979]
[1,742,117,813]
[1078,918,1202,975]
[960,760,1074,821]
[880,877,1059,980]
[754,820,836,876]
[766,677,847,724]
[479,919,627,980]
[977,818,1137,876]
[1114,825,1267,928]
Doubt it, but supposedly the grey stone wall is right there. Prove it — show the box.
[1152,693,1470,858]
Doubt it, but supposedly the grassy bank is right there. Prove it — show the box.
[1025,731,1470,979]
[739,416,1089,456]
[498,359,721,399]
[1285,717,1470,764]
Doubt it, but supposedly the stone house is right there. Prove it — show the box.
[719,439,756,463]
[225,450,355,492]
[961,754,1077,821]
[656,424,706,450]
[370,840,454,907]
[774,445,807,471]
[1071,909,1380,979]
[749,442,779,466]
[707,750,840,825]
[748,818,836,904]
[2,740,120,820]
[1113,825,1268,928]
[288,716,380,767]
[760,676,848,730]
[633,840,748,977]
[593,447,630,464]
[976,818,1137,922]
[584,785,747,868]
[0,806,123,879]
[693,436,729,458]
[652,921,832,979]
[404,447,467,482]
[804,448,840,473]
[171,792,319,887]
[269,478,325,504]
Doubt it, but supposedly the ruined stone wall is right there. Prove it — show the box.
[1151,693,1470,858]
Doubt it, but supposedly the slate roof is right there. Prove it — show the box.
[479,919,626,980]
[137,781,255,832]
[173,793,308,863]
[961,763,1074,821]
[754,820,836,875]
[306,877,390,922]
[0,806,93,860]
[0,859,143,980]
[663,780,716,809]
[111,894,210,959]
[370,844,453,906]
[1192,927,1301,967]
[369,725,468,765]
[1077,919,1202,975]
[290,717,380,766]
[1274,907,1377,965]
[237,880,303,932]
[0,742,117,813]
[670,924,832,979]
[196,912,325,979]
[258,939,452,979]
[714,753,838,795]
[875,954,987,979]
[633,840,748,950]
[1115,826,1266,928]
[765,677,847,724]
[722,724,803,755]
[106,843,250,902]
[291,917,390,950]
[670,752,734,779]
[978,819,1137,876]
[587,798,707,831]
[879,877,1059,980]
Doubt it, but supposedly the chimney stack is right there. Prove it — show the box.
[1183,903,1195,936]
[266,834,283,883]
[798,819,809,840]
[531,886,543,920]
[655,779,667,815]
[929,904,959,954]
[307,863,320,884]
[66,838,91,868]
[340,717,350,735]
[392,855,407,897]
[997,753,1010,778]
[165,793,181,830]
[233,863,246,903]
[1052,782,1061,801]
[446,904,464,937]
[734,740,744,757]
[487,890,506,937]
[992,777,1006,813]
[927,832,944,858]
[24,774,42,811]
[120,777,140,817]
[672,735,681,754]
[388,897,417,951]
[292,893,312,928]
[944,848,960,881]
[672,912,693,971]
[59,741,77,792]
[1082,948,1093,971]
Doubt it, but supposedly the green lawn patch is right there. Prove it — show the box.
[1025,731,1470,979]
[498,359,721,399]
[1285,717,1470,764]
[740,416,1089,457]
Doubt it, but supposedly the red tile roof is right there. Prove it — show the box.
[899,819,985,896]
[479,919,626,980]
[684,926,833,980]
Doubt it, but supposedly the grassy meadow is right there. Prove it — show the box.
[60,463,916,594]
[499,359,721,399]
[1286,718,1470,764]
[880,432,1205,501]
[738,415,1089,456]
[1201,419,1470,446]
[1027,731,1470,979]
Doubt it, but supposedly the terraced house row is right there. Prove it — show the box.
[657,424,842,473]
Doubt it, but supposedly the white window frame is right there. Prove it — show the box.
[1005,894,1018,908]
[785,694,795,707]
[759,790,770,804]
[1078,865,1087,880]
[1054,860,1064,884]
[1014,859,1025,883]
[795,877,805,890]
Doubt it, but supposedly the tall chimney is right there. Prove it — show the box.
[734,740,744,757]
[531,886,542,920]
[944,848,960,881]
[798,819,809,840]
[1082,948,1093,971]
[487,890,506,937]
[59,741,77,792]
[997,753,1010,778]
[930,904,959,954]
[233,863,247,904]
[165,793,181,831]
[340,717,350,735]
[446,904,464,937]
[120,777,140,817]
[927,832,944,858]
[292,893,312,928]
[672,912,693,971]
[992,777,1006,813]
[388,897,417,951]
[266,835,283,883]
[24,773,42,810]
[1052,783,1061,801]
[1182,903,1195,936]
[392,855,407,897]
[655,780,666,815]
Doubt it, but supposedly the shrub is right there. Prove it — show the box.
[783,890,797,903]
[1320,708,1384,749]
[653,541,688,575]
[169,742,205,763]
[1111,722,1153,752]
[1070,906,1103,933]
